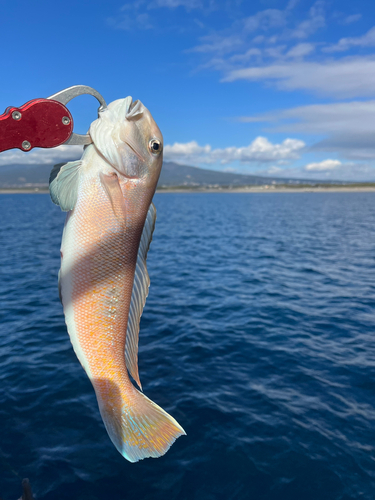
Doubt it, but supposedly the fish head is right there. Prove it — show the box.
[89,97,163,186]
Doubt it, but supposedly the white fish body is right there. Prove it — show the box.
[49,97,185,462]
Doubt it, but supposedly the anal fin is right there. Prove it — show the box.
[125,203,157,390]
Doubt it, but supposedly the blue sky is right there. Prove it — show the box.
[1,0,375,180]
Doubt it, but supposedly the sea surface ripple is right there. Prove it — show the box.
[1,192,375,500]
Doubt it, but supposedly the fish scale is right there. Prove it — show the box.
[50,97,185,462]
[69,176,133,382]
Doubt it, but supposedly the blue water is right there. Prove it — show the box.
[1,192,375,500]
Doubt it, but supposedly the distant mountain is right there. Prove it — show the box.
[159,161,305,187]
[0,162,55,187]
[0,159,344,188]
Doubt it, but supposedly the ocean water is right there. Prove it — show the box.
[1,192,375,500]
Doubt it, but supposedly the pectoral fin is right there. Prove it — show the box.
[49,161,82,211]
[99,172,126,223]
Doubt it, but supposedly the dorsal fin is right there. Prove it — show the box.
[125,203,157,390]
[49,160,82,211]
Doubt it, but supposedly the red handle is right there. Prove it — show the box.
[0,98,74,153]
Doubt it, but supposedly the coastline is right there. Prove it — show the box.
[158,186,375,193]
[2,185,375,194]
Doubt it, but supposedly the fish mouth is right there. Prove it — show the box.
[126,99,143,120]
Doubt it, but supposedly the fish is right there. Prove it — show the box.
[49,97,185,462]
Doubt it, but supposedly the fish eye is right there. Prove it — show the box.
[149,139,162,155]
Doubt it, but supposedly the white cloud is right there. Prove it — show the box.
[237,100,375,160]
[184,3,375,102]
[256,161,375,182]
[0,145,83,167]
[164,140,211,158]
[243,9,287,33]
[285,43,315,58]
[189,7,289,55]
[289,0,325,39]
[340,14,362,26]
[305,159,341,171]
[264,45,287,59]
[312,134,375,161]
[229,48,262,63]
[324,26,375,53]
[190,1,325,57]
[239,100,375,134]
[190,34,243,54]
[108,0,204,30]
[213,137,304,163]
[302,162,375,180]
[164,137,305,165]
[121,0,204,9]
[223,57,375,98]
[108,12,153,30]
[252,35,265,44]
[150,0,203,8]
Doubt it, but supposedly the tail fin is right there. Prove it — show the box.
[95,380,186,462]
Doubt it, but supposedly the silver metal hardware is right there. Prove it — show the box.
[47,85,107,146]
[22,140,31,150]
[62,116,70,125]
[12,111,21,120]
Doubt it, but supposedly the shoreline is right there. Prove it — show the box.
[1,186,375,194]
[159,186,375,193]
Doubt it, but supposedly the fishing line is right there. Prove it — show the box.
[0,446,22,479]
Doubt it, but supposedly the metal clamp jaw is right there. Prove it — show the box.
[0,85,107,153]
[48,85,107,145]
